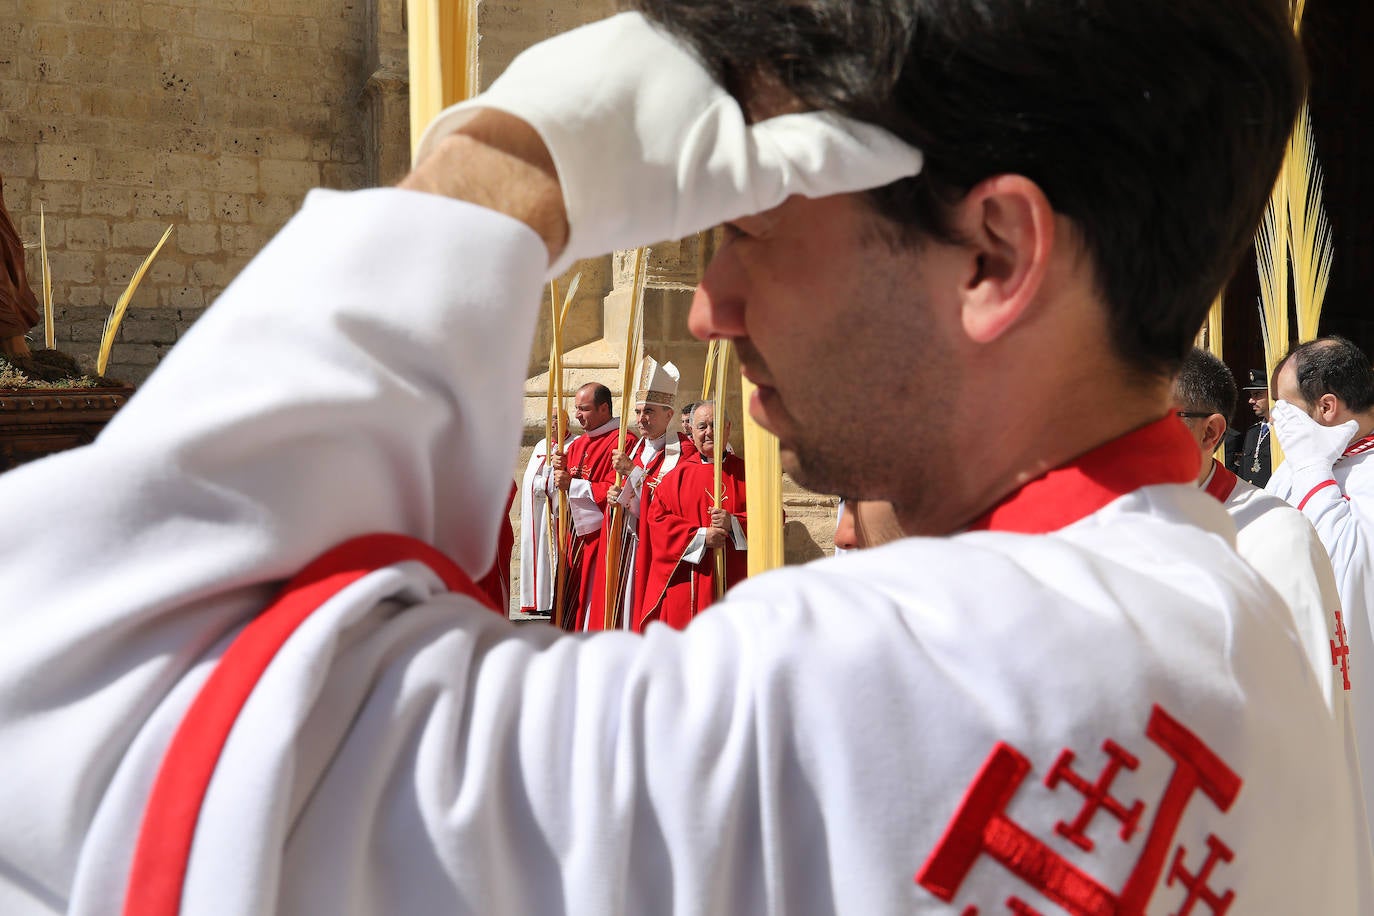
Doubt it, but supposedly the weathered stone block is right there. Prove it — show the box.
[246,194,294,226]
[31,181,80,213]
[214,155,258,194]
[47,53,110,84]
[162,286,205,309]
[194,10,252,43]
[175,223,220,256]
[132,190,188,219]
[29,23,71,55]
[87,87,151,120]
[155,153,210,191]
[118,313,179,344]
[65,217,110,251]
[37,145,92,182]
[0,142,35,178]
[259,159,318,195]
[223,129,268,158]
[147,259,187,285]
[67,286,104,308]
[0,79,29,112]
[110,343,167,368]
[46,250,96,284]
[139,4,194,34]
[94,148,156,187]
[255,15,319,47]
[31,83,82,116]
[19,213,62,246]
[112,220,174,252]
[221,223,271,257]
[66,318,106,343]
[264,134,310,161]
[321,162,365,190]
[214,193,247,223]
[81,185,133,218]
[185,192,211,222]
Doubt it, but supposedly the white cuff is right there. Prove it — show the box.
[683,528,709,565]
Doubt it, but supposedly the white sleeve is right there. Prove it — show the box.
[567,479,604,535]
[1237,512,1343,710]
[0,188,547,897]
[1288,467,1374,630]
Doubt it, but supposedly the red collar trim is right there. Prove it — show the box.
[1345,434,1374,458]
[967,416,1201,534]
[1203,459,1238,503]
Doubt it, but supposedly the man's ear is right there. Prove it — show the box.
[1316,393,1341,423]
[955,175,1055,344]
[1202,415,1228,454]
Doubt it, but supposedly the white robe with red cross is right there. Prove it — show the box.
[518,433,574,615]
[1204,458,1374,909]
[1268,443,1374,863]
[0,189,1360,915]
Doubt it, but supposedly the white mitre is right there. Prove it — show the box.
[634,356,679,407]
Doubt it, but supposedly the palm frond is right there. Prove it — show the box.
[97,225,173,376]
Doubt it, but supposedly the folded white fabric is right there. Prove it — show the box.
[1271,399,1358,483]
[414,12,925,277]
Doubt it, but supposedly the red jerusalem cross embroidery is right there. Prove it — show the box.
[917,705,1242,915]
[1167,835,1235,915]
[1045,740,1145,852]
[1332,611,1352,691]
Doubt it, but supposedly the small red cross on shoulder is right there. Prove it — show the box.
[1332,610,1352,691]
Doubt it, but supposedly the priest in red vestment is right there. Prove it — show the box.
[591,355,697,630]
[550,381,635,630]
[641,401,747,630]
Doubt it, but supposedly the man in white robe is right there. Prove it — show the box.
[1267,335,1374,849]
[1173,348,1346,698]
[518,411,573,615]
[0,3,1358,914]
[1173,348,1373,905]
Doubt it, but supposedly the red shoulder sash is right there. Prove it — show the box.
[123,534,496,916]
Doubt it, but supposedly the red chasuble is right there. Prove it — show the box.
[562,423,636,631]
[640,451,747,631]
[588,432,698,631]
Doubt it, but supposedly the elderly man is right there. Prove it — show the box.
[641,401,746,629]
[0,1,1359,913]
[591,356,696,629]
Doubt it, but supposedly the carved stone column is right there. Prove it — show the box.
[363,0,411,187]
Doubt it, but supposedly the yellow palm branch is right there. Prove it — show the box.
[39,205,53,350]
[97,225,173,376]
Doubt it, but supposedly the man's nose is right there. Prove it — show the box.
[688,246,747,341]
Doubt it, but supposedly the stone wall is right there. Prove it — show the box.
[0,0,840,592]
[1,0,377,383]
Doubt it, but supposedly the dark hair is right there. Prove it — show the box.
[681,401,697,416]
[632,0,1305,378]
[1286,336,1374,412]
[1174,347,1237,422]
[579,382,613,410]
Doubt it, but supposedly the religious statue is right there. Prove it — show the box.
[0,172,39,361]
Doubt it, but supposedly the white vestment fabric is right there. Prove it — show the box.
[519,435,562,614]
[1269,451,1374,845]
[1207,463,1374,907]
[1208,464,1343,703]
[0,190,1360,915]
